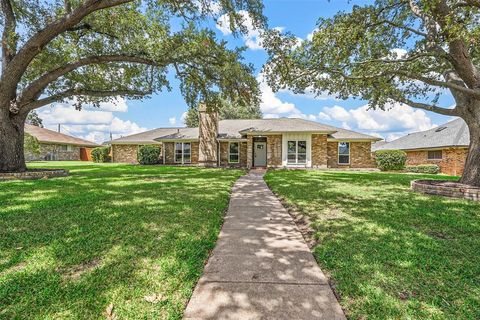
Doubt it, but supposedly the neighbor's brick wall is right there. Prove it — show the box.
[267,135,282,167]
[25,144,80,161]
[312,134,328,168]
[406,148,468,176]
[219,141,247,167]
[112,144,138,163]
[164,141,199,165]
[327,141,375,168]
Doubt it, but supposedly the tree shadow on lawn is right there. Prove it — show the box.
[0,165,243,319]
[265,170,480,319]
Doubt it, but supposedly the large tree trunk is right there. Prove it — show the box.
[459,106,480,186]
[0,108,27,173]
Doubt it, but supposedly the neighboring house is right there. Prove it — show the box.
[109,105,381,168]
[373,118,469,176]
[25,124,99,161]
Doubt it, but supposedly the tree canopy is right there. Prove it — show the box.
[264,0,480,185]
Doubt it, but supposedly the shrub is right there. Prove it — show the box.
[405,164,440,174]
[137,145,161,165]
[91,147,111,163]
[375,150,407,171]
[24,133,41,157]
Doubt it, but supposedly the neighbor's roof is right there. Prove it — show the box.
[373,118,470,151]
[25,124,99,147]
[110,118,381,143]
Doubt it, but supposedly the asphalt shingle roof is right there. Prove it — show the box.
[25,124,98,147]
[373,118,470,151]
[109,118,381,143]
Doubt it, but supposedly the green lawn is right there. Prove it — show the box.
[0,162,244,319]
[264,170,480,320]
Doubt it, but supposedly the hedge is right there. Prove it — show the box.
[375,150,407,171]
[405,164,440,174]
[137,145,161,165]
[91,147,111,163]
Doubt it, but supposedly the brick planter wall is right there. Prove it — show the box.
[411,180,480,201]
[0,169,69,181]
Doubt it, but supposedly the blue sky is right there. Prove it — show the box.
[38,0,455,143]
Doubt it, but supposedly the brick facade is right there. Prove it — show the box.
[112,144,139,163]
[327,141,375,168]
[406,148,468,176]
[311,134,328,168]
[267,135,282,167]
[25,144,81,161]
[219,141,247,167]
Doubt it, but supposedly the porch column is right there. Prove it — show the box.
[247,135,253,168]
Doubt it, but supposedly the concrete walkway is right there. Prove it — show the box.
[184,170,346,319]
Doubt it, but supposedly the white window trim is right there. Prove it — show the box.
[338,142,350,165]
[174,142,192,164]
[228,142,240,164]
[427,150,443,160]
[287,140,307,165]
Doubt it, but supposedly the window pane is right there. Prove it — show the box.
[287,154,296,163]
[339,142,350,155]
[298,154,307,163]
[183,154,191,163]
[229,154,239,163]
[175,153,183,162]
[288,141,296,153]
[339,155,349,164]
[298,141,307,153]
[229,142,239,154]
[428,150,442,160]
[175,142,182,152]
[183,142,191,154]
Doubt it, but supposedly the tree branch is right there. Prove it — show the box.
[0,0,133,107]
[20,54,163,105]
[24,88,152,111]
[391,96,458,116]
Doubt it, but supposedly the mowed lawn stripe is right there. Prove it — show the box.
[0,162,244,319]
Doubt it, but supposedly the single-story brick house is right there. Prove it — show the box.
[25,124,99,161]
[109,106,380,168]
[373,118,469,176]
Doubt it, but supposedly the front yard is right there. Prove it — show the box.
[0,162,244,319]
[264,170,480,320]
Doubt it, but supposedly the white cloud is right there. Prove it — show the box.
[318,112,331,121]
[169,117,176,125]
[306,28,318,41]
[180,111,188,124]
[322,102,436,141]
[37,100,147,144]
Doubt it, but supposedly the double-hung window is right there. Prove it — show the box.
[175,142,191,164]
[287,140,307,164]
[338,142,350,164]
[228,142,239,163]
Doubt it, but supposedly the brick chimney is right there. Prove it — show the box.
[198,103,219,167]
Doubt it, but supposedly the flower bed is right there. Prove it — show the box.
[0,169,69,181]
[411,179,480,201]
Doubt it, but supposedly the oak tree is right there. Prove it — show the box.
[0,0,263,172]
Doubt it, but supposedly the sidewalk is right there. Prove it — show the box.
[183,170,346,319]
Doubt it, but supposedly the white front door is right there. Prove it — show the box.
[254,142,267,167]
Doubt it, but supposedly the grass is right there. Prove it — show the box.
[264,170,480,320]
[0,161,244,319]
